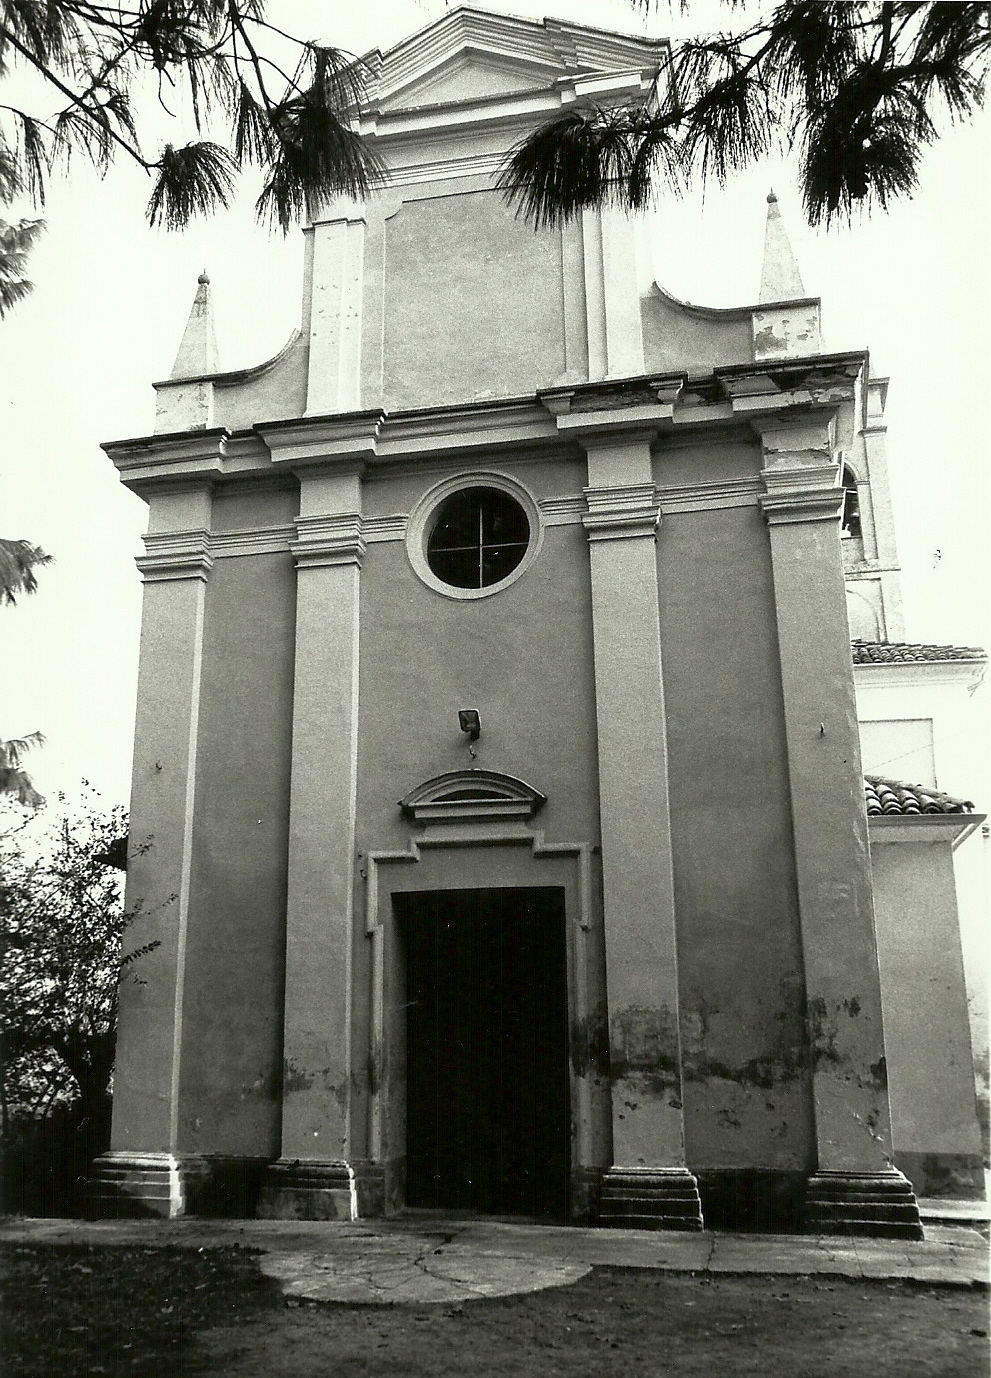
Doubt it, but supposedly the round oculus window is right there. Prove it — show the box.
[426,486,531,591]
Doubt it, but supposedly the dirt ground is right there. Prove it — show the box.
[2,1243,988,1378]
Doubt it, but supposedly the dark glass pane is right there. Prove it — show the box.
[841,481,861,539]
[480,489,529,545]
[430,546,481,589]
[482,543,527,585]
[427,487,530,589]
[430,490,479,551]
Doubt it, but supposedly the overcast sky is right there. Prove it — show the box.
[1,0,988,810]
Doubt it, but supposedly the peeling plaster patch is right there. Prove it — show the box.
[328,1076,350,1116]
[753,324,786,355]
[283,1060,314,1093]
[680,991,811,1089]
[807,997,843,1068]
[683,1053,797,1089]
[843,997,862,1017]
[752,305,821,360]
[570,1006,610,1079]
[609,1005,681,1090]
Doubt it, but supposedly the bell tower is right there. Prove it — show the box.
[757,190,905,643]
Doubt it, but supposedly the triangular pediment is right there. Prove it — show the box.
[363,7,669,113]
[376,48,561,112]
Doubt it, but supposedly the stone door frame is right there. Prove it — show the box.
[362,811,595,1215]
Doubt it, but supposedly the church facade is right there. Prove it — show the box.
[92,9,972,1233]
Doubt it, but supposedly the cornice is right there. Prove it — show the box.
[539,495,586,526]
[378,148,505,187]
[661,476,760,514]
[720,353,865,414]
[868,813,986,848]
[366,8,670,81]
[136,529,213,583]
[854,659,987,690]
[582,482,660,541]
[104,355,873,493]
[358,9,669,135]
[355,69,653,153]
[399,767,547,825]
[541,373,684,427]
[372,397,558,458]
[258,412,382,468]
[362,514,408,543]
[209,524,295,558]
[103,429,228,489]
[197,479,768,557]
[140,517,411,561]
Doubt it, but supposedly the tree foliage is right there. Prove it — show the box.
[0,792,152,1132]
[0,214,41,316]
[1,540,52,807]
[0,537,52,604]
[0,735,45,810]
[0,2,988,249]
[500,2,991,227]
[0,0,380,233]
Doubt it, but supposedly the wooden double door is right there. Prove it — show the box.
[396,887,570,1219]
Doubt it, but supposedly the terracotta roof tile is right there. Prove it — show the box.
[864,775,974,816]
[852,640,986,665]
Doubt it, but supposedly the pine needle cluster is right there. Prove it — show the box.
[0,0,381,234]
[499,1,991,227]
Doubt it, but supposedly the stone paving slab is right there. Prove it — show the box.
[1,1215,986,1305]
[258,1242,593,1305]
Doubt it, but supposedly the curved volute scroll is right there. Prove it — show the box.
[399,770,547,825]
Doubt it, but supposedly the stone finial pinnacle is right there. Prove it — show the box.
[759,191,805,304]
[171,271,219,379]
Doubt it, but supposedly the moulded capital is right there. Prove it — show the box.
[290,512,366,569]
[135,529,214,582]
[582,482,661,541]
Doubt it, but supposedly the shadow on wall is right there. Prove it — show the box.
[694,1171,809,1233]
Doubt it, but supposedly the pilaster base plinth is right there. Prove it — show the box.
[805,1170,923,1239]
[87,1153,209,1219]
[599,1167,704,1231]
[257,1159,357,1220]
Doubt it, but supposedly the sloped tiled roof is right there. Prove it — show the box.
[852,640,986,665]
[865,775,974,816]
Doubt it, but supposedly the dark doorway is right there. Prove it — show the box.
[396,886,570,1219]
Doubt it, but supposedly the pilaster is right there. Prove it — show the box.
[259,451,366,1220]
[756,414,922,1239]
[600,206,646,379]
[305,200,367,416]
[581,429,701,1230]
[581,206,646,383]
[94,488,214,1216]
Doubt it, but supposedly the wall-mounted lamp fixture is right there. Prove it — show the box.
[458,709,481,742]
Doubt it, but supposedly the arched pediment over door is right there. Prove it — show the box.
[399,769,547,825]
